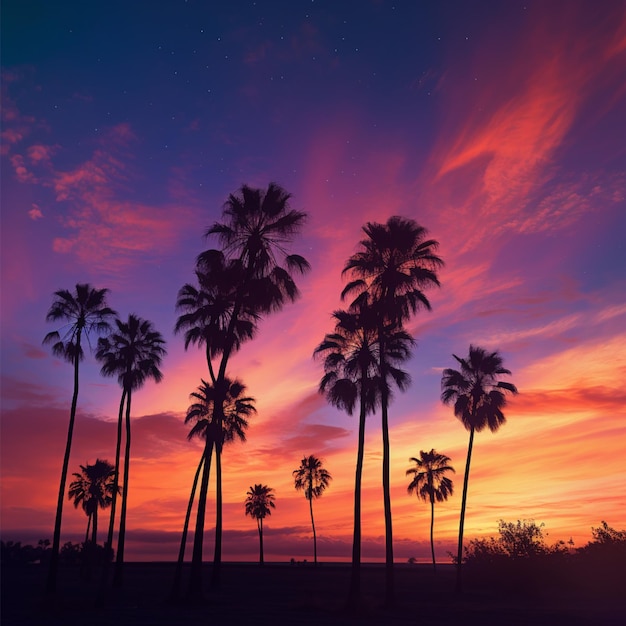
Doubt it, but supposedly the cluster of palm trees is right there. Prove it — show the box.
[43,182,518,607]
[171,182,311,599]
[314,216,518,603]
[43,286,166,594]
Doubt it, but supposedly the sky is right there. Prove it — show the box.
[1,0,625,563]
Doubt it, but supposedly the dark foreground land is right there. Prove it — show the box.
[2,561,625,625]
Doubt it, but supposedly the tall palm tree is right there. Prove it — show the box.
[183,377,255,597]
[244,484,276,565]
[68,459,118,546]
[406,450,455,572]
[96,314,166,587]
[342,216,443,605]
[43,283,116,592]
[293,455,332,565]
[177,182,309,592]
[441,345,518,593]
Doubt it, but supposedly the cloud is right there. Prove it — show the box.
[426,2,626,254]
[28,204,43,220]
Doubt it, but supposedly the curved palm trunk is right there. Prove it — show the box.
[456,426,475,594]
[97,389,126,603]
[113,388,132,587]
[211,438,223,588]
[258,518,264,565]
[46,333,82,594]
[309,494,317,565]
[348,376,367,607]
[430,496,436,573]
[188,436,215,599]
[171,451,207,601]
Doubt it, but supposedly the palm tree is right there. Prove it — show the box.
[43,283,116,592]
[406,450,454,572]
[245,484,276,565]
[176,377,255,598]
[441,345,518,593]
[314,306,380,604]
[68,459,118,546]
[293,455,332,565]
[177,182,309,592]
[96,314,166,587]
[342,216,443,605]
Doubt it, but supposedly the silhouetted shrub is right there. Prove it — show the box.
[457,520,569,593]
[1,539,51,566]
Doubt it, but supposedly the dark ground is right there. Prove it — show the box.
[2,561,625,625]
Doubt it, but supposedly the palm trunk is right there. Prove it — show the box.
[309,494,317,565]
[381,395,394,606]
[188,436,215,599]
[379,333,394,607]
[96,389,126,604]
[92,508,98,546]
[171,451,207,601]
[258,518,264,565]
[456,426,475,594]
[348,375,367,607]
[211,437,223,588]
[83,511,93,581]
[46,333,81,593]
[430,496,436,573]
[113,388,132,587]
[85,514,92,545]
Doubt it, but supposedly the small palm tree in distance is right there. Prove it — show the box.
[68,459,118,546]
[293,455,332,565]
[406,449,454,572]
[245,484,276,565]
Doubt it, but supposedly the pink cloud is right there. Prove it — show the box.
[9,154,36,183]
[26,144,56,163]
[27,204,43,220]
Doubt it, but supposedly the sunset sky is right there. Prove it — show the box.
[1,0,625,563]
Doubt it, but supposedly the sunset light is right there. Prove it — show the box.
[2,0,624,579]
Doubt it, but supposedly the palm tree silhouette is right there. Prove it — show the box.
[68,459,118,546]
[293,455,332,565]
[176,182,309,592]
[342,216,443,605]
[315,305,398,605]
[245,484,276,565]
[441,345,518,593]
[96,314,166,587]
[406,450,455,572]
[43,283,116,592]
[174,377,255,599]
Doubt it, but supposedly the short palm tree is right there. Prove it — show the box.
[96,314,166,587]
[293,455,332,565]
[245,484,276,565]
[184,377,255,597]
[68,459,118,546]
[406,450,454,572]
[342,216,443,605]
[441,345,518,593]
[43,283,116,592]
